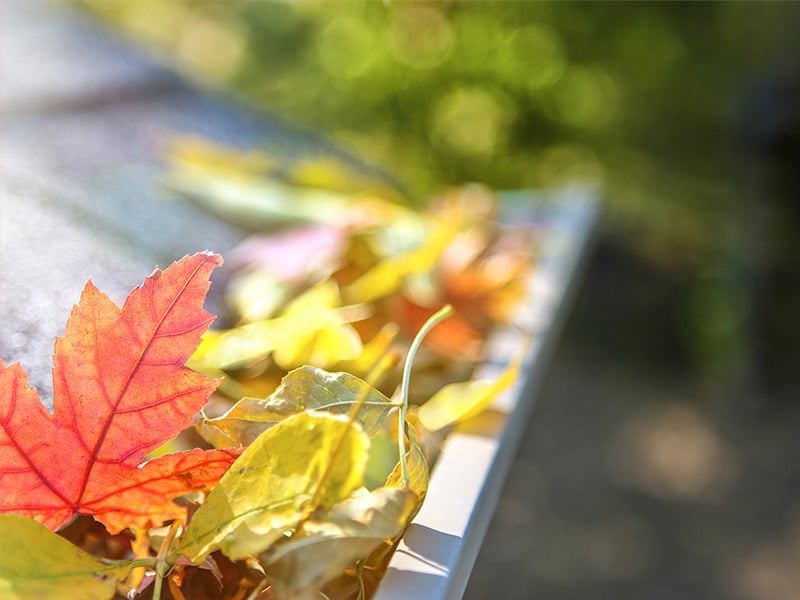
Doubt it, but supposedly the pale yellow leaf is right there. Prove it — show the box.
[417,359,521,432]
[197,366,396,448]
[386,418,429,499]
[263,486,419,600]
[177,412,369,563]
[345,214,461,304]
[203,281,362,370]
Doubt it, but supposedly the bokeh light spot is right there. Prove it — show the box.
[389,5,454,69]
[175,9,246,83]
[318,17,379,80]
[504,24,568,91]
[611,404,737,500]
[547,65,619,127]
[430,86,514,158]
[452,14,507,75]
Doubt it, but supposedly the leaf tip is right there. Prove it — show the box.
[198,250,224,267]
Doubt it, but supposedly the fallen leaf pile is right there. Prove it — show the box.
[0,146,537,598]
[168,139,536,406]
[0,240,532,600]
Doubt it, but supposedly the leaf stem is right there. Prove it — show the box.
[152,520,181,600]
[153,562,167,600]
[397,305,453,487]
[124,557,159,569]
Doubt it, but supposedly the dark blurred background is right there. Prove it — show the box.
[84,2,800,598]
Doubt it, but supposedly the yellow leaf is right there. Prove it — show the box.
[0,515,130,600]
[273,282,363,369]
[187,331,261,400]
[336,321,399,378]
[263,486,420,600]
[177,412,369,563]
[417,359,521,432]
[285,154,401,199]
[226,268,291,323]
[162,147,352,230]
[386,418,429,499]
[197,366,396,448]
[203,281,362,370]
[345,213,461,304]
[202,320,281,369]
[168,136,277,178]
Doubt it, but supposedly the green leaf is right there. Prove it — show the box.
[363,428,402,491]
[263,486,419,599]
[417,359,520,432]
[0,515,130,600]
[198,366,396,448]
[177,412,370,563]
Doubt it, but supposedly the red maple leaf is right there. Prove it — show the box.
[0,252,241,533]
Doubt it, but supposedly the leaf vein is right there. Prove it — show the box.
[75,256,211,508]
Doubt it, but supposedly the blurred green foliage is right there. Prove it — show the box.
[87,2,796,245]
[87,1,800,382]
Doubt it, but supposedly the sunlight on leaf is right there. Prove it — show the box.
[178,412,370,563]
[0,514,131,600]
[167,135,402,204]
[284,154,402,198]
[364,428,402,491]
[386,417,429,499]
[271,286,364,369]
[187,330,259,400]
[202,281,363,370]
[0,253,238,533]
[344,213,461,304]
[417,355,522,432]
[168,136,278,178]
[162,165,351,231]
[198,366,396,448]
[223,225,347,322]
[337,321,400,378]
[226,268,292,323]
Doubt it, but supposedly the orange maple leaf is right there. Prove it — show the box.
[0,252,241,533]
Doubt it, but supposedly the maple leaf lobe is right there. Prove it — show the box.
[1,252,236,532]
